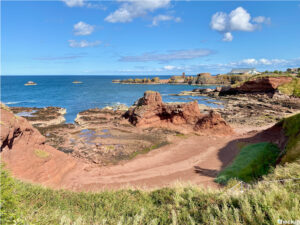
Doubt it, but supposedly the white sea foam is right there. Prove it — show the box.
[4,100,36,105]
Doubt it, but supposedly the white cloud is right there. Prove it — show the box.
[222,32,233,42]
[152,15,181,26]
[68,40,101,48]
[119,48,215,62]
[229,7,255,31]
[62,0,85,7]
[62,0,106,9]
[231,58,290,67]
[210,12,227,32]
[86,3,107,10]
[163,65,183,70]
[252,16,271,24]
[210,7,270,41]
[73,21,95,36]
[105,0,171,23]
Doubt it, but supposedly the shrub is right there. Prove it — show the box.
[152,77,160,83]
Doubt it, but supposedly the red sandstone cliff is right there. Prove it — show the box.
[220,76,293,95]
[0,104,77,186]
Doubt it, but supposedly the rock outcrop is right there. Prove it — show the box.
[10,106,66,127]
[194,111,233,135]
[0,103,77,186]
[124,91,232,134]
[220,76,293,95]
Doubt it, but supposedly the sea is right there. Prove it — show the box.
[1,75,221,123]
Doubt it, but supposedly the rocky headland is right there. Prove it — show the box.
[175,76,300,127]
[113,73,254,85]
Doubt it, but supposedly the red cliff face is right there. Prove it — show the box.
[237,77,293,92]
[124,91,233,134]
[0,104,77,186]
[221,76,293,95]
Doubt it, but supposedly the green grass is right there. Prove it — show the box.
[34,149,50,159]
[215,142,280,184]
[278,78,300,97]
[1,160,300,225]
[129,141,169,160]
[280,113,300,163]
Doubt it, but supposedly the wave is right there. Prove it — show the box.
[4,100,36,105]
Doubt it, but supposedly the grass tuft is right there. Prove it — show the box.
[34,149,50,158]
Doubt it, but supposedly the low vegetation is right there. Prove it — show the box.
[34,149,50,159]
[280,113,300,163]
[1,160,299,225]
[215,142,280,184]
[278,78,300,97]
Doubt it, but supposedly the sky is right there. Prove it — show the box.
[1,0,300,75]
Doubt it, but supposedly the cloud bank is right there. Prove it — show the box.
[152,15,181,26]
[68,40,101,48]
[119,48,215,62]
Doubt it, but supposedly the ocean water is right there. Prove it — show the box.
[1,76,221,123]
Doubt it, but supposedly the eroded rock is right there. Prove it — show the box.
[220,76,293,95]
[124,91,232,134]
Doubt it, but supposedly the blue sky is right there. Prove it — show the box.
[1,0,300,75]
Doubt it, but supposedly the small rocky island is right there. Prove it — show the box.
[24,81,37,86]
[72,81,83,84]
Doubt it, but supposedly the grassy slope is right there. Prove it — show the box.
[215,142,280,184]
[280,113,300,163]
[1,161,300,225]
[278,78,300,97]
[215,113,300,184]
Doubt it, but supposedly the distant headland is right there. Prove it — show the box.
[112,67,300,86]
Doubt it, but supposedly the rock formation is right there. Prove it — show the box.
[220,76,293,95]
[194,111,233,135]
[0,103,76,186]
[10,106,66,127]
[124,91,232,134]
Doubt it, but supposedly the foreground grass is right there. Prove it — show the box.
[1,160,300,225]
[215,142,280,184]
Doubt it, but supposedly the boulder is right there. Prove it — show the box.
[194,111,233,135]
[215,87,222,92]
